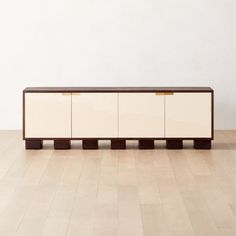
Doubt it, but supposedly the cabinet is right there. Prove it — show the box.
[72,93,118,138]
[165,93,212,138]
[23,87,213,150]
[119,93,164,137]
[25,93,71,138]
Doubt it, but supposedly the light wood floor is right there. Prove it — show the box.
[0,131,235,236]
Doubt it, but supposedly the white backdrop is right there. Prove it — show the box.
[0,0,235,129]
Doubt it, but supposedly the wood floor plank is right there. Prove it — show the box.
[153,151,194,236]
[0,149,52,235]
[168,150,221,236]
[41,151,84,236]
[66,151,102,236]
[141,204,169,236]
[0,134,25,179]
[15,150,68,236]
[199,150,236,208]
[66,184,98,236]
[0,130,19,155]
[118,185,144,236]
[93,203,118,236]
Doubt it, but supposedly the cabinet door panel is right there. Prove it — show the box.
[119,93,164,137]
[165,92,212,138]
[72,93,118,138]
[25,93,71,138]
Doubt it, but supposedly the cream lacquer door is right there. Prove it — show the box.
[165,92,212,138]
[72,93,118,138]
[119,93,164,138]
[25,93,71,138]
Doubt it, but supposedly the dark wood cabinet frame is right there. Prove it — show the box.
[23,87,214,149]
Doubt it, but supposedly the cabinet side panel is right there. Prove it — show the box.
[165,92,212,138]
[119,93,164,138]
[25,93,71,138]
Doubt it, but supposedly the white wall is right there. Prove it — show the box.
[0,0,235,129]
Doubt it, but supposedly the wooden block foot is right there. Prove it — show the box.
[54,140,71,149]
[194,139,211,149]
[25,140,42,149]
[111,139,126,149]
[83,139,98,149]
[139,139,154,149]
[166,140,183,149]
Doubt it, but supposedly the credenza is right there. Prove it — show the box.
[23,87,214,149]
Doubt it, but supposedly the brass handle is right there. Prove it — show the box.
[72,93,80,95]
[62,93,71,96]
[155,92,174,95]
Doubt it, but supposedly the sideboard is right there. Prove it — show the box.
[23,87,214,149]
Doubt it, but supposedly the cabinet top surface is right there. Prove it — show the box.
[24,87,213,93]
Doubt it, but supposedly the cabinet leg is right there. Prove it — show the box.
[166,139,183,149]
[194,139,211,149]
[82,139,98,149]
[111,139,126,149]
[139,139,154,149]
[25,140,42,149]
[54,140,71,149]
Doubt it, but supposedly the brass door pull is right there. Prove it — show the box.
[155,92,174,95]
